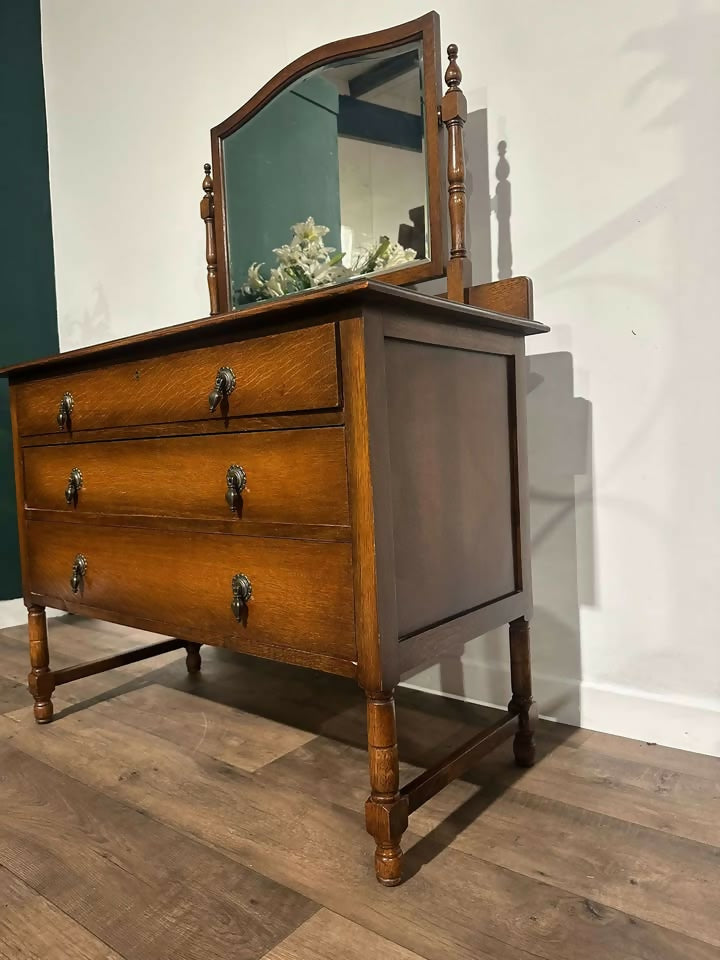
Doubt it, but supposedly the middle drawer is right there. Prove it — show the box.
[24,427,349,531]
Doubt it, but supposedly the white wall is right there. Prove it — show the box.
[39,0,720,755]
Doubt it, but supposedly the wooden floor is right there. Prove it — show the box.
[0,617,718,960]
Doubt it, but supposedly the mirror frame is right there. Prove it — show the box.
[209,12,445,314]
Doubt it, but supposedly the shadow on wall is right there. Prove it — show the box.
[60,285,112,352]
[490,139,512,280]
[526,351,593,726]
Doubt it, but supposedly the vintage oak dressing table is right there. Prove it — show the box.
[1,13,547,886]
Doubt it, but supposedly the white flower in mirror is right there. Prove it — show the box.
[237,217,416,305]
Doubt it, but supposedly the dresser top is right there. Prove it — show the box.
[0,279,549,380]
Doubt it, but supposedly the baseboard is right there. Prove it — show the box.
[401,658,720,758]
[0,599,64,630]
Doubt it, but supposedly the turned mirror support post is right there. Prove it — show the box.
[201,163,220,316]
[442,43,470,303]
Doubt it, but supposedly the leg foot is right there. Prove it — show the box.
[184,642,202,675]
[33,699,54,724]
[509,616,536,767]
[364,691,408,885]
[513,721,536,768]
[27,606,55,724]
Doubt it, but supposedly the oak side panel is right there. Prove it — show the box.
[384,337,517,638]
[512,337,533,609]
[23,427,349,529]
[25,521,356,663]
[14,324,339,437]
[340,314,398,691]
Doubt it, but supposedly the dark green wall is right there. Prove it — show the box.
[0,0,58,599]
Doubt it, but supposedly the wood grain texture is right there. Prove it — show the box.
[261,909,427,960]
[0,281,548,382]
[509,616,536,767]
[441,43,470,301]
[365,691,406,885]
[23,427,350,530]
[25,521,356,664]
[14,324,339,436]
[0,740,317,960]
[0,863,126,960]
[19,410,345,447]
[0,676,29,715]
[26,606,53,723]
[200,163,219,316]
[258,728,720,949]
[2,244,549,904]
[9,386,30,596]
[4,691,716,960]
[384,336,516,637]
[2,627,717,957]
[466,276,534,320]
[93,682,316,774]
[339,316,399,692]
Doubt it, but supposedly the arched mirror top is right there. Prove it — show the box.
[205,12,447,314]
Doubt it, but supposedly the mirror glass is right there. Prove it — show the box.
[222,40,429,308]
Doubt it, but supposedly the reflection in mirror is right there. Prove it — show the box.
[222,41,428,307]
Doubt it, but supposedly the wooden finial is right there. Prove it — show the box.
[441,43,470,302]
[200,162,219,315]
[445,43,462,88]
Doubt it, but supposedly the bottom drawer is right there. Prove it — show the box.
[26,521,356,664]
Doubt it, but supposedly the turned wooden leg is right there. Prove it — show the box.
[364,691,408,886]
[508,616,536,767]
[184,641,202,674]
[27,605,55,724]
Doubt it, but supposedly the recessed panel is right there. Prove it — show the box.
[385,338,517,638]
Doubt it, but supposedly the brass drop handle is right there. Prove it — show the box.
[57,392,74,429]
[208,366,236,412]
[70,554,88,594]
[231,573,252,620]
[65,467,83,504]
[225,464,247,511]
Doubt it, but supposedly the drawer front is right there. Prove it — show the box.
[23,428,349,530]
[26,522,356,662]
[15,324,339,437]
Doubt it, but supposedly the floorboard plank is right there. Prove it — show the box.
[470,740,720,847]
[256,736,720,946]
[0,739,316,960]
[578,730,720,783]
[2,622,719,960]
[3,706,717,960]
[0,676,29,716]
[261,909,428,960]
[0,863,124,960]
[95,682,316,772]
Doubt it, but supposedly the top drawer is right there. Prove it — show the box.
[14,324,340,438]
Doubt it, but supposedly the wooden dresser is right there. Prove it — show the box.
[1,279,547,884]
[1,13,551,885]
